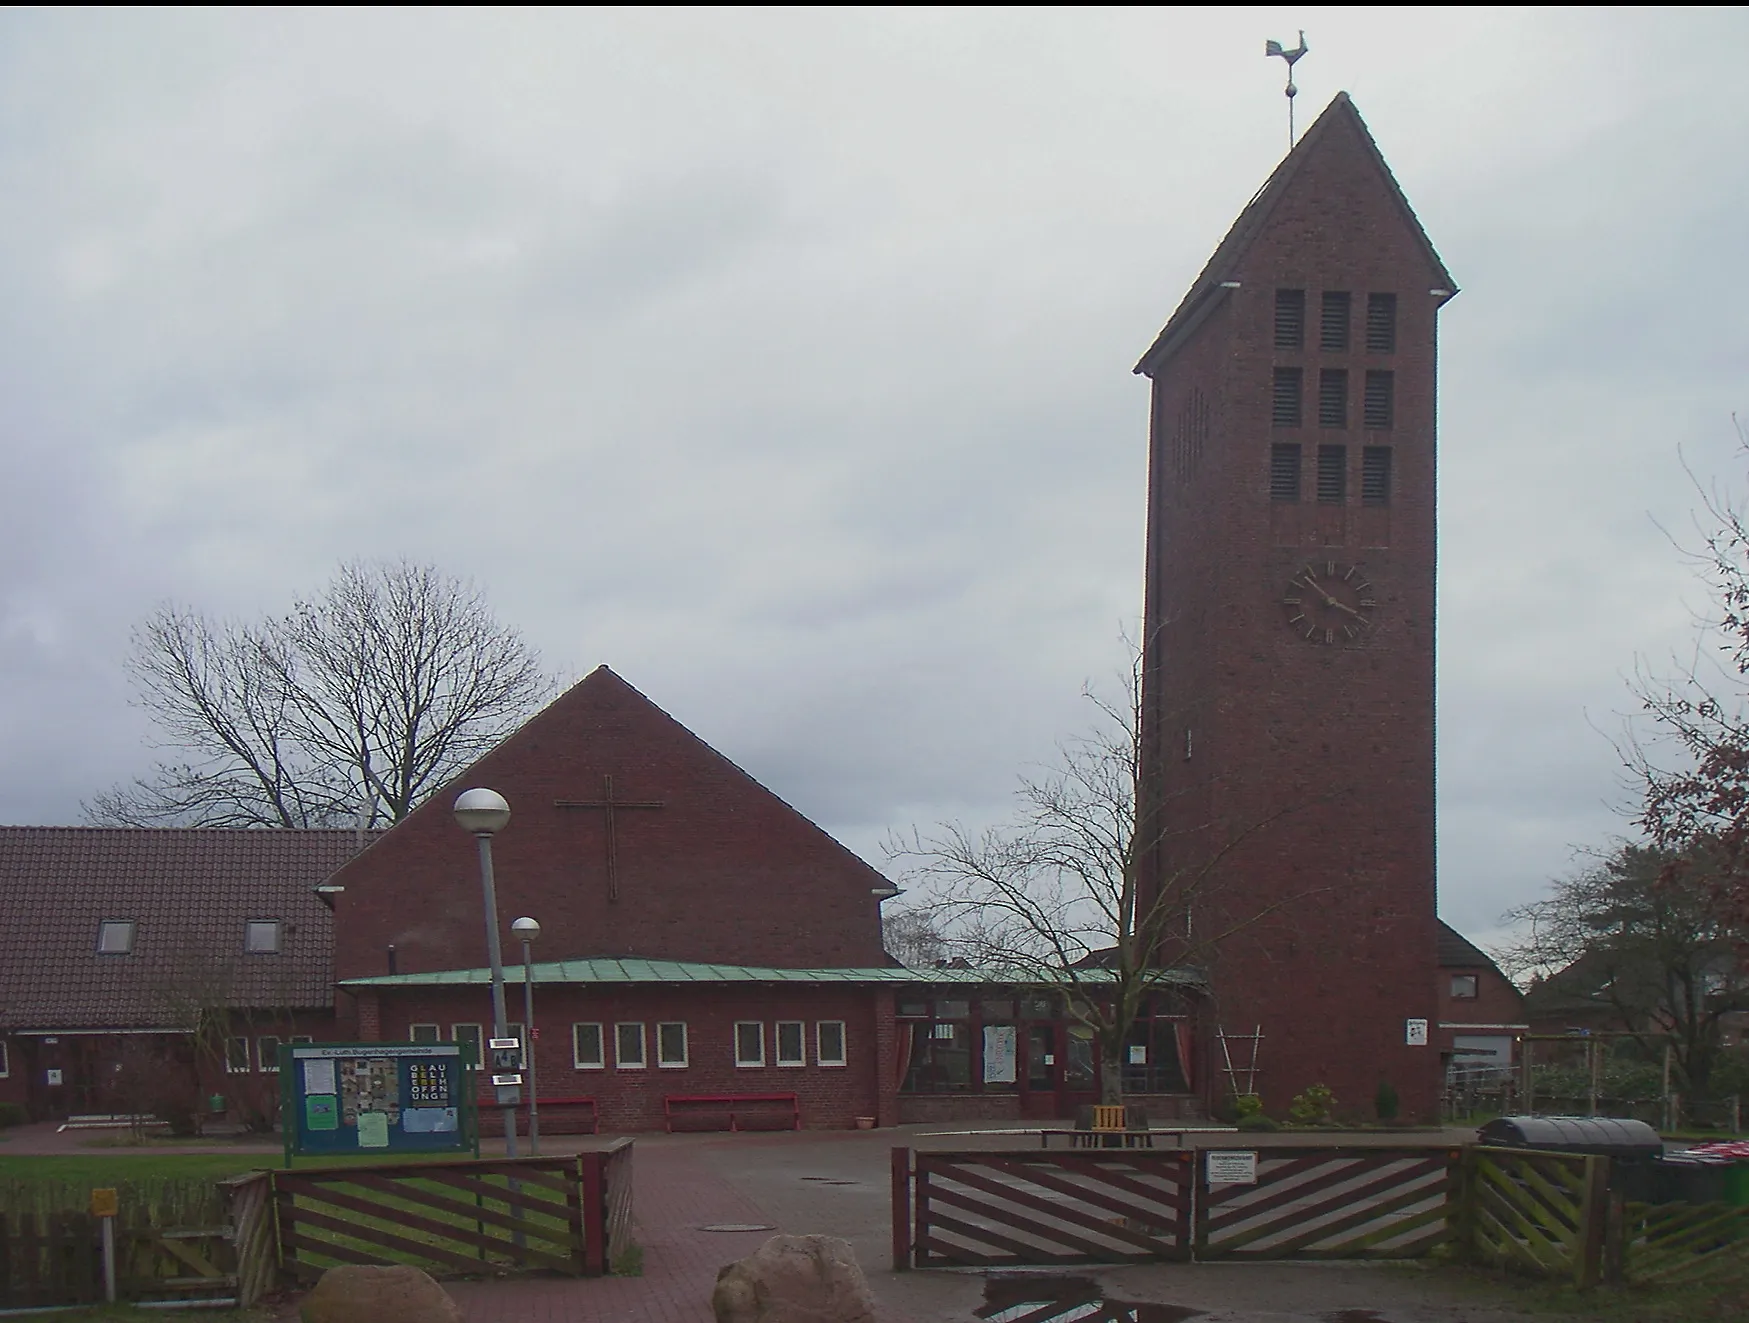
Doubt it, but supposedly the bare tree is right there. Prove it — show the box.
[87,560,553,828]
[1630,420,1749,929]
[887,657,1306,1104]
[882,907,950,967]
[1498,842,1749,1100]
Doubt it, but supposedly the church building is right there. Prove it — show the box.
[1136,92,1452,1117]
[0,92,1470,1133]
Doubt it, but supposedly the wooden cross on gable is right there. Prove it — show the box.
[554,775,664,902]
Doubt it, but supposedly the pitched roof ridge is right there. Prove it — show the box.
[1134,91,1454,377]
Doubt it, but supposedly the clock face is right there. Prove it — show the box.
[1282,561,1376,645]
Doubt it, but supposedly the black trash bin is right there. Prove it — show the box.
[1477,1115,1663,1159]
[1477,1116,1664,1194]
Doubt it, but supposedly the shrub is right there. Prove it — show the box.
[1233,1093,1265,1120]
[1236,1114,1281,1132]
[1374,1080,1400,1121]
[0,1102,27,1129]
[1288,1083,1336,1126]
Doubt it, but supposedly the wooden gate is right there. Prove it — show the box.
[896,1149,1194,1268]
[1196,1147,1459,1261]
[273,1156,590,1281]
[1459,1145,1607,1288]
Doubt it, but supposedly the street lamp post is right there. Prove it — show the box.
[453,788,519,1158]
[511,916,541,1156]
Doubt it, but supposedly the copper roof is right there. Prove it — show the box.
[0,827,364,1031]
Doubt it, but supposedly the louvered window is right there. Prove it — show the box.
[1272,368,1302,427]
[1364,371,1394,429]
[1317,445,1346,504]
[1274,289,1305,350]
[1320,291,1351,351]
[1362,446,1392,506]
[1270,444,1302,502]
[1366,293,1397,353]
[1318,369,1348,428]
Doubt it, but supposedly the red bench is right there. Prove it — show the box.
[536,1095,599,1135]
[664,1093,799,1133]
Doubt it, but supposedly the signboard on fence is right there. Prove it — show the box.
[281,1041,476,1163]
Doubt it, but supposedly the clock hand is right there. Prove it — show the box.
[1329,599,1370,622]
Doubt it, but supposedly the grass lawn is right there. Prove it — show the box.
[0,1153,271,1183]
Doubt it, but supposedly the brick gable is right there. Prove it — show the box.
[329,666,892,983]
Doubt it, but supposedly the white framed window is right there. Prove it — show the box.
[244,920,282,954]
[1450,974,1480,1000]
[573,1023,605,1069]
[225,1037,251,1073]
[656,1022,688,1068]
[408,1023,440,1043]
[452,1024,483,1063]
[817,1021,847,1067]
[615,1023,646,1069]
[0,1039,11,1077]
[734,1021,765,1068]
[775,1021,805,1067]
[97,920,135,955]
[256,1035,282,1072]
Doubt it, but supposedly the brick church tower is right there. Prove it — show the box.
[1136,94,1455,1119]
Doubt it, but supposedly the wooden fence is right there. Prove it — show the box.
[1618,1198,1749,1285]
[895,1142,1749,1289]
[0,1212,102,1309]
[1198,1147,1459,1261]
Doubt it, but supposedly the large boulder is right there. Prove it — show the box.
[712,1234,877,1323]
[300,1263,463,1323]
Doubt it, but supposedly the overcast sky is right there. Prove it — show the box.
[2,8,1745,948]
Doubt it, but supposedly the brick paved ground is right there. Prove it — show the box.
[446,1137,794,1323]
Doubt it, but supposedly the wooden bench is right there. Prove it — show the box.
[664,1093,799,1133]
[536,1095,599,1135]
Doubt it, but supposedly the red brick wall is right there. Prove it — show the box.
[1140,100,1446,1121]
[1437,965,1526,1047]
[329,668,890,983]
[374,983,882,1132]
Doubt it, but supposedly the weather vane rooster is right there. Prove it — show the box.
[1265,30,1309,148]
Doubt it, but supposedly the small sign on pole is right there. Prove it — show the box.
[90,1188,118,1302]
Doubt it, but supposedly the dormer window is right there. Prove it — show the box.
[97,920,135,955]
[245,920,283,954]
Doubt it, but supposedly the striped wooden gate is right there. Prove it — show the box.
[902,1150,1194,1267]
[1197,1147,1459,1260]
[272,1157,588,1281]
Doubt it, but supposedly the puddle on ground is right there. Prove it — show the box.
[799,1175,858,1185]
[978,1273,1204,1323]
[1321,1314,1387,1323]
[698,1222,776,1233]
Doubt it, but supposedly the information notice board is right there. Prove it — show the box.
[281,1041,477,1164]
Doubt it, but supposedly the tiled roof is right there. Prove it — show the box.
[1437,920,1500,971]
[341,958,1207,990]
[0,827,366,1031]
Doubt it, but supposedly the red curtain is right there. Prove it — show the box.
[894,1023,915,1092]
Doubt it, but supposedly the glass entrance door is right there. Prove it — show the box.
[1020,1024,1061,1120]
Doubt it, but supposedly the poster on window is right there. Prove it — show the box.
[982,1025,1017,1084]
